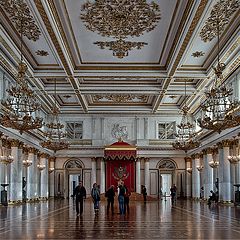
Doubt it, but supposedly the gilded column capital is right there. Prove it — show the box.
[10,139,20,147]
[222,139,231,147]
[28,147,38,154]
[202,149,208,155]
[22,146,29,154]
[192,153,201,159]
[217,142,223,149]
[206,148,214,155]
[39,152,48,158]
[18,142,24,149]
[184,156,192,162]
[49,156,56,162]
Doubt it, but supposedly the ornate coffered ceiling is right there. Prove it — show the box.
[0,0,239,116]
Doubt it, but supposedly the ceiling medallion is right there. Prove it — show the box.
[199,0,239,42]
[0,0,41,41]
[36,50,49,56]
[192,51,205,58]
[81,0,161,58]
[94,39,147,59]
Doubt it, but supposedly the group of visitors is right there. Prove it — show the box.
[72,181,131,216]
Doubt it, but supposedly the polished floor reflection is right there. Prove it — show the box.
[0,198,240,239]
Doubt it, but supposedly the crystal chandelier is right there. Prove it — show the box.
[197,2,240,133]
[172,80,200,152]
[40,79,69,153]
[209,160,219,168]
[228,138,240,164]
[37,163,46,171]
[0,1,43,134]
[0,133,14,165]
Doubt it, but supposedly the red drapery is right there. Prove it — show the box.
[105,140,136,191]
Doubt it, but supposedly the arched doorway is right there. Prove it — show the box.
[64,159,83,198]
[157,159,177,197]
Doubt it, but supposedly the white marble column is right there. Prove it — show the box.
[236,140,240,184]
[185,157,192,198]
[219,140,231,203]
[144,158,150,195]
[192,154,200,199]
[9,139,22,203]
[100,158,105,193]
[48,157,55,198]
[136,158,141,193]
[0,136,4,185]
[28,148,38,200]
[203,149,213,200]
[91,157,97,187]
[206,148,214,198]
[40,153,48,199]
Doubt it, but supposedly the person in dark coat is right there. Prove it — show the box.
[72,181,86,216]
[124,186,131,214]
[106,185,115,214]
[142,185,147,202]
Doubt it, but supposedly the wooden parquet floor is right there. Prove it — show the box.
[0,198,240,239]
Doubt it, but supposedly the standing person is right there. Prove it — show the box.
[105,185,115,215]
[72,181,86,216]
[142,185,147,202]
[170,184,177,204]
[118,181,126,215]
[207,190,216,206]
[124,186,131,214]
[91,183,100,215]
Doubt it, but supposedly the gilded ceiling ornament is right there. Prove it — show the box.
[93,94,148,103]
[191,51,205,57]
[94,39,147,58]
[36,50,49,56]
[199,0,239,42]
[81,0,160,57]
[0,0,41,41]
[81,0,161,39]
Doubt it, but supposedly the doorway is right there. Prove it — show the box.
[68,174,81,197]
[160,173,172,196]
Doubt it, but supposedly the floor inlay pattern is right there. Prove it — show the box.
[0,199,240,239]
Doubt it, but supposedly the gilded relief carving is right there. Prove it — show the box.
[200,0,239,42]
[92,94,148,103]
[0,0,41,41]
[80,0,161,57]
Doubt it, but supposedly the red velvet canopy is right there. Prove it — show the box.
[104,139,136,161]
[104,140,136,191]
